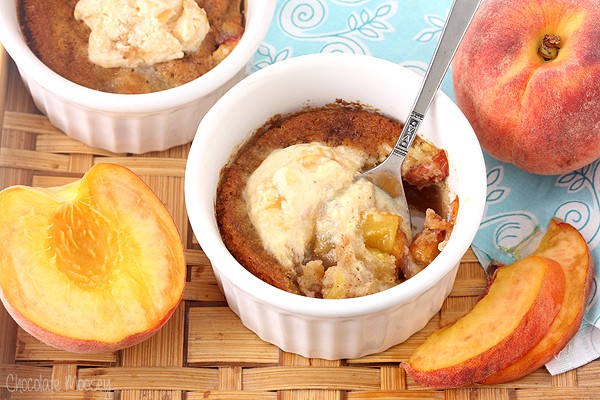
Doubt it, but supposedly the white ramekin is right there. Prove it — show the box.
[0,1,275,154]
[185,53,487,360]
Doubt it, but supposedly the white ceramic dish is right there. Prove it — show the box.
[185,53,487,360]
[0,0,275,154]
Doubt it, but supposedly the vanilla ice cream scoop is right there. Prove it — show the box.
[243,143,367,268]
[244,141,407,292]
[75,0,210,68]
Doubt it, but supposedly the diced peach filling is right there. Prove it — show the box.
[361,210,407,261]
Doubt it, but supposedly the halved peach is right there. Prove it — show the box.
[482,219,593,384]
[0,163,186,354]
[402,255,565,387]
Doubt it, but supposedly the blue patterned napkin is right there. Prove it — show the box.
[252,0,600,374]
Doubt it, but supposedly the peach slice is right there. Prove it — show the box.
[0,163,186,354]
[482,219,593,384]
[402,255,565,387]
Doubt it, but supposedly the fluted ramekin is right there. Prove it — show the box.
[0,1,274,154]
[185,53,487,360]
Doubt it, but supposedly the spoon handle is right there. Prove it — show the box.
[393,0,481,158]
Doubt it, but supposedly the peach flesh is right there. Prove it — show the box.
[0,163,186,353]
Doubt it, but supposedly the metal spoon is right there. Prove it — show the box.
[360,0,481,239]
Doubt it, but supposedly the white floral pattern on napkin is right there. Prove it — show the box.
[252,0,600,374]
[252,0,455,94]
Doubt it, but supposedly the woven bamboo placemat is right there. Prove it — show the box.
[1,46,599,400]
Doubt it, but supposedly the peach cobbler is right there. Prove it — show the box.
[216,104,457,299]
[18,0,245,93]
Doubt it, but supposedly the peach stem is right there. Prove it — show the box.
[538,34,561,61]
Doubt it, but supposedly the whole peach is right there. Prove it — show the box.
[452,0,600,175]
